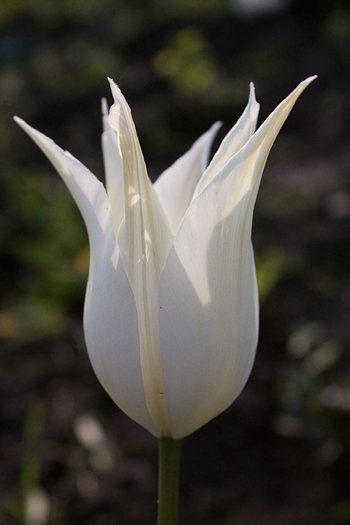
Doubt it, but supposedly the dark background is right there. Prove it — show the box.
[1,0,350,524]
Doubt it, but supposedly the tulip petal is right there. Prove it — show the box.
[84,235,159,437]
[14,116,160,435]
[101,98,125,233]
[108,80,174,436]
[193,82,260,199]
[159,77,316,439]
[14,116,112,255]
[154,122,222,235]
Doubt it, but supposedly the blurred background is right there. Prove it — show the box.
[1,0,350,524]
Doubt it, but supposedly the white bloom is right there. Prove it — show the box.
[14,76,315,439]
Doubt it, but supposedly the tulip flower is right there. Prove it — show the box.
[14,77,315,442]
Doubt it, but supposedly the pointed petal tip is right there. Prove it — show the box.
[288,75,317,100]
[305,74,318,82]
[13,115,26,127]
[101,98,108,116]
[107,77,123,103]
[249,81,255,95]
[248,82,260,110]
[101,98,110,132]
[14,116,38,137]
[14,115,46,143]
[211,120,223,132]
[298,75,318,89]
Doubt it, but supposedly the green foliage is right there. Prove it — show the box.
[153,28,218,95]
[255,245,286,303]
[0,168,88,340]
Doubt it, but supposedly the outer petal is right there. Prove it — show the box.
[158,77,316,439]
[108,80,174,436]
[84,233,159,436]
[154,122,221,235]
[193,82,260,199]
[14,116,112,256]
[14,117,159,436]
[101,98,125,233]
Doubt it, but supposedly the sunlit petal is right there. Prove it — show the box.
[154,122,221,235]
[108,79,174,435]
[158,76,316,439]
[101,98,125,233]
[193,82,260,199]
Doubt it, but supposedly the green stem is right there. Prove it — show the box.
[157,437,181,525]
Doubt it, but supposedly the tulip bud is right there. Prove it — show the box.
[14,76,316,439]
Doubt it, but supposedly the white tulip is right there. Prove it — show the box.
[14,76,315,439]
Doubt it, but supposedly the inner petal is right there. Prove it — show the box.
[101,97,125,233]
[108,79,174,436]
